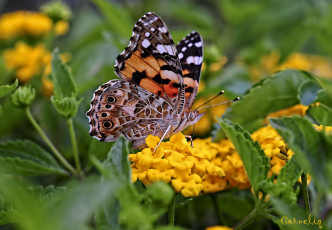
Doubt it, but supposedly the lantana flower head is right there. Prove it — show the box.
[130,133,225,197]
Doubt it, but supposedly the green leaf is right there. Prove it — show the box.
[0,176,115,230]
[88,138,114,160]
[0,140,67,176]
[50,48,77,99]
[0,79,18,98]
[298,80,323,106]
[42,177,116,230]
[106,136,131,182]
[306,103,332,126]
[269,116,332,193]
[263,157,301,204]
[218,118,270,194]
[275,157,302,189]
[222,69,320,130]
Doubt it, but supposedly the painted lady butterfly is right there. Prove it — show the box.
[87,12,204,149]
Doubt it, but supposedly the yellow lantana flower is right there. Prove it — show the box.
[54,20,69,36]
[130,133,225,197]
[3,42,48,82]
[2,42,70,96]
[0,11,52,40]
[248,51,332,80]
[206,226,233,230]
[266,104,308,122]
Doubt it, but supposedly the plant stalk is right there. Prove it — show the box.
[66,118,81,173]
[168,196,175,226]
[211,194,226,225]
[301,173,311,214]
[25,107,76,175]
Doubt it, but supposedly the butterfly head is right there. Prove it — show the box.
[186,110,204,126]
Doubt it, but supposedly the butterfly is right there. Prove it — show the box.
[87,12,204,149]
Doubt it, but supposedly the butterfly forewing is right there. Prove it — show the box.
[176,31,203,109]
[114,12,185,114]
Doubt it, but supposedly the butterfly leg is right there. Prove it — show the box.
[184,135,193,148]
[154,125,173,152]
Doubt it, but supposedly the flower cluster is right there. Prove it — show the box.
[0,10,68,40]
[249,51,332,80]
[131,123,295,197]
[130,133,225,197]
[265,104,308,122]
[3,42,69,96]
[205,226,233,230]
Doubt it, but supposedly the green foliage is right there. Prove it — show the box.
[269,116,332,193]
[306,103,332,126]
[222,69,322,131]
[0,79,18,98]
[50,48,77,99]
[218,118,269,195]
[263,157,302,204]
[0,139,67,176]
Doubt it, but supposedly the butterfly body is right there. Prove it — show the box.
[87,12,203,149]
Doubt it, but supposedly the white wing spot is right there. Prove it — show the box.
[158,26,168,33]
[188,43,193,47]
[151,27,155,32]
[178,53,184,59]
[165,45,174,55]
[156,44,167,53]
[194,41,202,47]
[186,56,194,64]
[181,47,187,52]
[145,32,150,37]
[142,39,151,48]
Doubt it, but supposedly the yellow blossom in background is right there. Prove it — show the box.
[249,51,332,80]
[313,125,332,134]
[3,42,48,82]
[0,11,52,40]
[206,226,233,230]
[54,20,69,36]
[265,104,308,123]
[130,133,225,197]
[2,41,70,96]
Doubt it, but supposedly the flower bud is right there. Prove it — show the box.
[11,85,35,108]
[146,182,174,206]
[51,96,81,118]
[40,1,71,22]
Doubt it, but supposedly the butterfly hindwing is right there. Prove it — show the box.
[114,12,185,114]
[176,31,203,109]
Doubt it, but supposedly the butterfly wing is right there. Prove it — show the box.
[176,31,203,110]
[87,80,175,149]
[114,12,185,114]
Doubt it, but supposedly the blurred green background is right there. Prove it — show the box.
[1,1,332,229]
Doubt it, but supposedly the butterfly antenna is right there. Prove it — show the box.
[194,90,225,110]
[191,124,195,148]
[196,97,240,111]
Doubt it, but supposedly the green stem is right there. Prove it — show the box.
[211,194,226,225]
[168,196,175,226]
[66,118,81,173]
[233,207,258,230]
[25,107,76,175]
[301,173,311,214]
